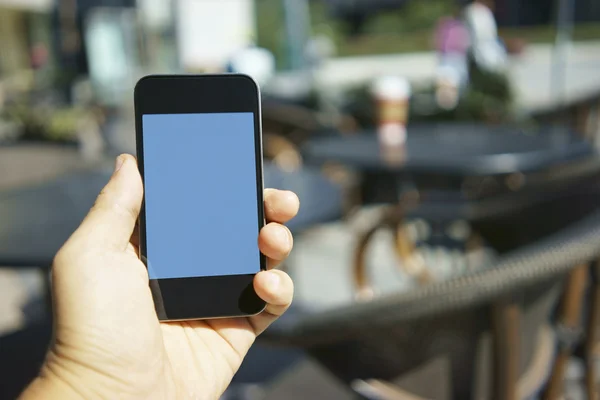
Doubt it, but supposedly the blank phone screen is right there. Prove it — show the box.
[142,112,261,280]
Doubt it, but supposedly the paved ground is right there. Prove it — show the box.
[0,145,91,190]
[0,269,31,335]
[0,144,104,336]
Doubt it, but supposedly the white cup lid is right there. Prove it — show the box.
[371,76,411,99]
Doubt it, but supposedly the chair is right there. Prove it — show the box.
[261,209,600,399]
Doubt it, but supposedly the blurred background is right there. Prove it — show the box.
[1,0,600,399]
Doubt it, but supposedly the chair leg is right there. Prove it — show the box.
[492,299,520,400]
[352,201,427,300]
[393,222,431,285]
[543,264,589,400]
[353,219,385,301]
[585,261,600,400]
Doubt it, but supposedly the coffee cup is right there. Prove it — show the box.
[371,76,411,147]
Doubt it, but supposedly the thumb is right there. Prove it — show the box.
[70,154,143,251]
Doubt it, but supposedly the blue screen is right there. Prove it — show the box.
[142,112,261,279]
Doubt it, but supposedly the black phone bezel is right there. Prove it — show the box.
[134,74,266,321]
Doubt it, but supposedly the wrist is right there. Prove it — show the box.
[21,350,176,400]
[20,353,100,400]
[20,374,84,400]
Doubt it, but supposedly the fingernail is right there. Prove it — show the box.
[264,271,280,291]
[114,155,125,173]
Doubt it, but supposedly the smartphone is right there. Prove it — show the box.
[134,74,266,321]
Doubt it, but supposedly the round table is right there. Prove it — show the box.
[305,123,594,176]
[303,123,600,252]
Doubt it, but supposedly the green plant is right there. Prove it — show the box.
[4,101,84,142]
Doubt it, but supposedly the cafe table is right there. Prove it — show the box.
[303,123,600,253]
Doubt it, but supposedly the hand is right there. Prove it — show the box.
[21,154,299,400]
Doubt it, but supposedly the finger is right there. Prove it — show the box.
[129,220,140,251]
[249,270,294,334]
[259,223,293,268]
[264,189,299,224]
[69,154,143,251]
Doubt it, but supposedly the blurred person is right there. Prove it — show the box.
[435,6,470,89]
[463,0,508,73]
[435,66,461,110]
[30,44,50,71]
[19,154,299,399]
[51,0,85,102]
[52,0,136,102]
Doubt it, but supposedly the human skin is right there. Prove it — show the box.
[20,154,299,400]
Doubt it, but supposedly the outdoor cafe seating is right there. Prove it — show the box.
[3,107,600,399]
[262,209,600,399]
[251,120,600,399]
[3,0,600,398]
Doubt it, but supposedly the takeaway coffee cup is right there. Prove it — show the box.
[371,76,411,147]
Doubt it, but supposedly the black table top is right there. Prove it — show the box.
[304,124,596,176]
[0,164,342,267]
